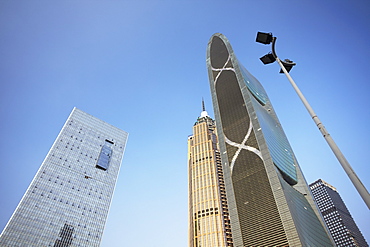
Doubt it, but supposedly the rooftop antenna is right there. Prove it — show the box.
[200,98,209,118]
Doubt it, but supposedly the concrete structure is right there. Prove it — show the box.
[0,108,128,247]
[206,33,333,246]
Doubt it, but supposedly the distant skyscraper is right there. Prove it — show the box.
[0,108,128,247]
[310,179,368,247]
[206,33,333,246]
[188,101,233,247]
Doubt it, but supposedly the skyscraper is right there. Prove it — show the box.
[206,33,333,246]
[0,108,128,247]
[188,101,233,247]
[310,179,368,247]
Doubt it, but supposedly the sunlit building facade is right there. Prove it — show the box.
[188,102,233,247]
[0,108,128,247]
[310,179,368,247]
[206,33,333,246]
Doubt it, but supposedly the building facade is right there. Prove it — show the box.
[310,179,368,247]
[188,102,233,247]
[206,33,333,246]
[0,108,128,247]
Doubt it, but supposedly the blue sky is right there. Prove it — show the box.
[0,1,369,246]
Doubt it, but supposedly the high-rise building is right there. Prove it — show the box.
[188,101,233,247]
[0,108,128,247]
[310,179,368,247]
[206,33,333,246]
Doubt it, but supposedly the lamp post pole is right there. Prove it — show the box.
[277,55,370,209]
[261,33,370,209]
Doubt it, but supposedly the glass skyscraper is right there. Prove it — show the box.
[0,108,128,246]
[206,33,333,246]
[310,179,368,247]
[188,102,233,247]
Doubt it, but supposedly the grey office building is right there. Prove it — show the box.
[310,179,368,247]
[0,108,128,246]
[206,33,333,246]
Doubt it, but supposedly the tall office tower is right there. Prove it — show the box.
[188,101,233,247]
[0,108,128,247]
[310,179,368,247]
[206,33,333,246]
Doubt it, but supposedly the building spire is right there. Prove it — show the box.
[200,98,209,118]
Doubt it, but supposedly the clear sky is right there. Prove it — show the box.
[0,1,369,246]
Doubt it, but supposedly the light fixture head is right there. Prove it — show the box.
[260,53,276,64]
[279,59,296,73]
[256,32,273,44]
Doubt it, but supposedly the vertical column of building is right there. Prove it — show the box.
[214,150,233,246]
[188,108,232,247]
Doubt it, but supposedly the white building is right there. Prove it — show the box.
[0,108,128,246]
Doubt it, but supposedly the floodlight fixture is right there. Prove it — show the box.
[256,32,273,45]
[279,59,296,73]
[256,32,296,73]
[260,53,276,64]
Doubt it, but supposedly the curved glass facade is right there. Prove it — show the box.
[239,62,268,106]
[237,59,298,185]
[251,93,298,185]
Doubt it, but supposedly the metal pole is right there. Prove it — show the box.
[276,57,370,209]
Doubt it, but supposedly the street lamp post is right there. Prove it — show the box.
[256,32,370,209]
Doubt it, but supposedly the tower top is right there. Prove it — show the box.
[200,98,209,118]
